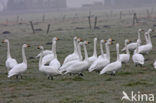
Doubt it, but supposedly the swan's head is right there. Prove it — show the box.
[108,38,115,42]
[145,32,149,36]
[77,38,83,42]
[2,39,9,43]
[84,41,90,45]
[23,44,31,48]
[148,28,153,33]
[37,46,44,50]
[74,36,78,40]
[53,37,59,41]
[100,40,105,43]
[138,29,144,32]
[94,38,97,41]
[125,39,131,43]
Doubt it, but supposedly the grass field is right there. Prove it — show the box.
[0,8,156,103]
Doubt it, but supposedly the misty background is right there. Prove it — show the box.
[0,0,156,12]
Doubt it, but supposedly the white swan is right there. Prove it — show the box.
[132,40,144,66]
[59,42,83,73]
[89,40,110,72]
[64,41,90,74]
[62,37,82,65]
[2,39,18,71]
[88,38,98,64]
[154,61,156,69]
[38,46,61,80]
[41,37,59,65]
[137,31,152,54]
[100,43,122,75]
[122,29,143,51]
[8,44,30,78]
[120,39,130,64]
[36,37,59,58]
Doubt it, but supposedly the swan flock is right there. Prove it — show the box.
[1,28,155,79]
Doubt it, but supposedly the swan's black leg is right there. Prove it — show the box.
[79,73,83,76]
[50,76,53,80]
[16,75,19,79]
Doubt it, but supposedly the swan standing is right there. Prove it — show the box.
[41,37,59,65]
[8,44,30,78]
[100,43,122,75]
[89,40,110,72]
[38,46,61,80]
[137,31,152,54]
[120,39,130,64]
[2,39,18,71]
[59,42,83,73]
[132,40,144,66]
[64,41,90,75]
[122,29,144,51]
[88,38,97,65]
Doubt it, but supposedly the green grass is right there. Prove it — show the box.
[0,8,156,103]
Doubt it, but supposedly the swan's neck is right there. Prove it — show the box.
[39,49,44,69]
[144,33,148,44]
[125,41,129,54]
[100,42,104,57]
[116,45,120,61]
[83,44,88,61]
[137,31,141,41]
[53,41,57,58]
[6,41,11,58]
[147,32,152,44]
[73,39,77,54]
[78,44,82,60]
[22,46,27,64]
[93,40,97,57]
[136,42,139,53]
[105,43,110,61]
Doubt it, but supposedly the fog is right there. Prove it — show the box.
[0,0,156,12]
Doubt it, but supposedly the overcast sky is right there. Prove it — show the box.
[67,0,104,8]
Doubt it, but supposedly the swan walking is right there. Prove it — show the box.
[132,40,144,66]
[122,29,144,51]
[8,44,30,78]
[64,41,90,75]
[120,39,130,64]
[38,46,62,80]
[100,43,122,75]
[89,40,111,72]
[2,39,18,71]
[41,37,59,65]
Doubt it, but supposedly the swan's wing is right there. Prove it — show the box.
[8,63,27,78]
[36,50,53,58]
[127,43,137,50]
[49,59,61,69]
[88,56,97,64]
[63,53,79,65]
[6,58,18,70]
[42,54,54,65]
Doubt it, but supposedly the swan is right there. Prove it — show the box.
[120,39,130,64]
[88,38,98,65]
[89,40,110,72]
[100,43,122,75]
[132,40,144,66]
[122,29,144,51]
[59,42,83,73]
[64,41,90,75]
[41,37,59,65]
[2,39,18,71]
[8,44,30,78]
[36,37,59,58]
[136,31,152,54]
[62,37,82,65]
[154,61,156,69]
[38,46,62,80]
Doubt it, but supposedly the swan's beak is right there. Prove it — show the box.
[2,40,5,43]
[128,40,132,43]
[141,29,144,32]
[87,41,90,44]
[56,38,60,40]
[110,38,115,41]
[78,38,83,42]
[27,44,31,47]
[104,40,107,43]
[37,46,40,49]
